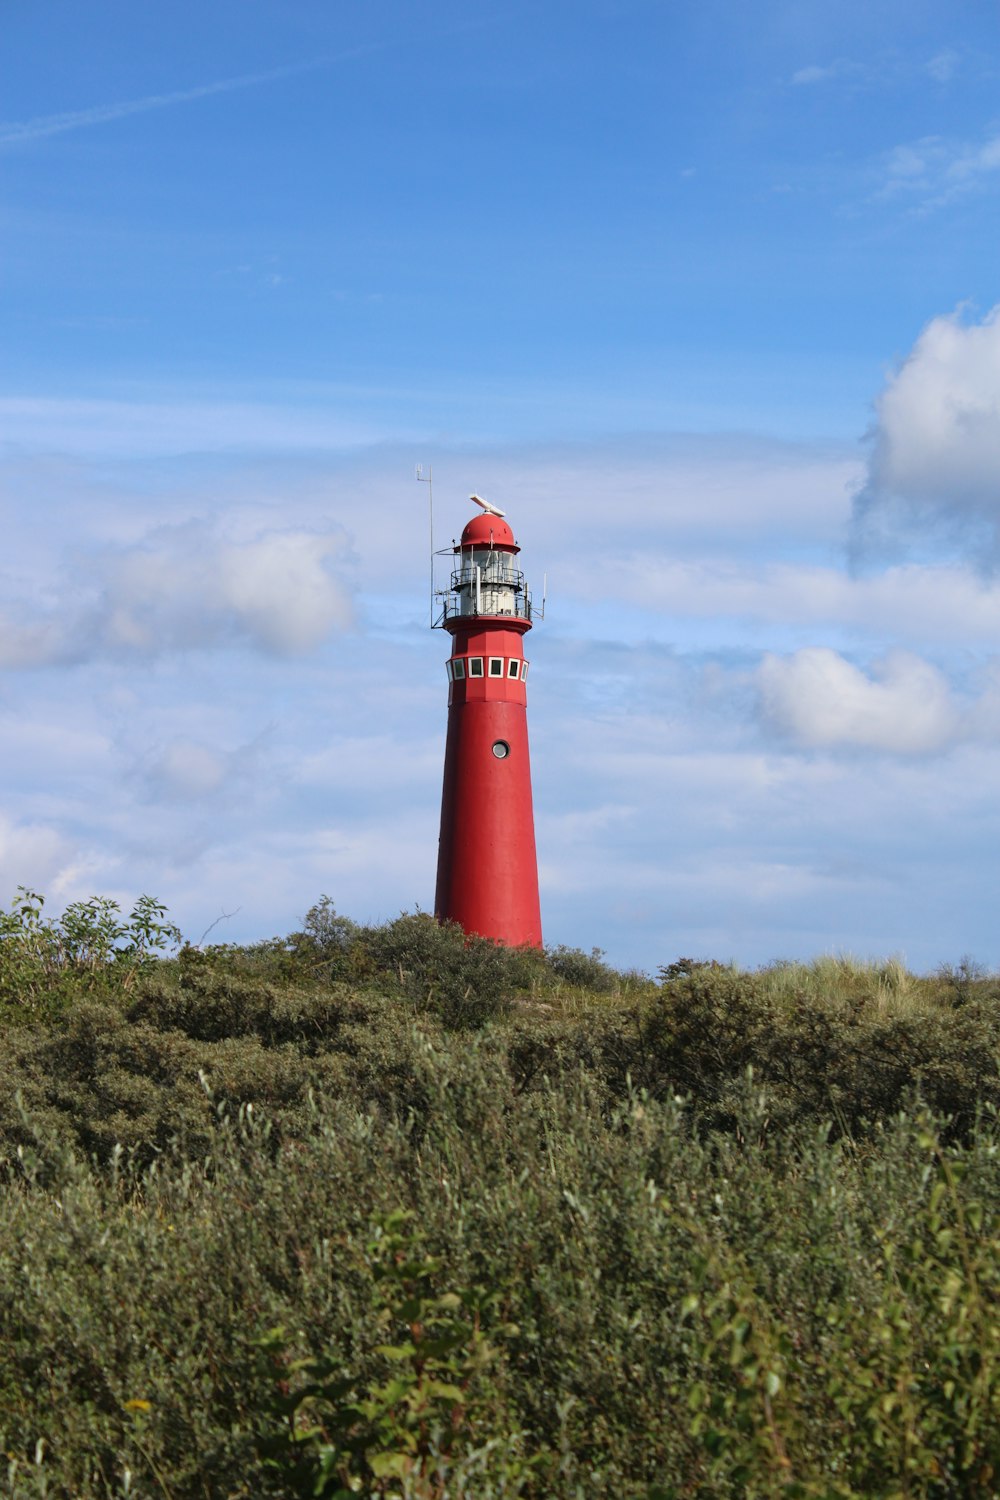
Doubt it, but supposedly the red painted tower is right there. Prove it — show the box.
[434,498,542,947]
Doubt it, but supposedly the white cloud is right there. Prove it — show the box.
[852,304,1000,559]
[571,554,1000,647]
[0,812,76,902]
[756,648,960,753]
[206,530,353,652]
[530,702,1000,966]
[878,131,1000,207]
[0,525,353,667]
[106,526,353,655]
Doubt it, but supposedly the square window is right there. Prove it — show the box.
[507,659,520,678]
[452,658,466,680]
[468,658,484,677]
[489,657,504,677]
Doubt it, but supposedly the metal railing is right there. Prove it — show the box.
[451,559,524,589]
[436,582,533,625]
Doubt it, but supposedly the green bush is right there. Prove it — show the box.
[3,1076,1000,1497]
[354,911,545,1027]
[544,944,617,993]
[1,893,1000,1495]
[0,888,180,1021]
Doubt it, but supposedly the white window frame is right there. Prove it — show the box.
[521,662,529,681]
[488,657,504,677]
[468,657,484,677]
[452,658,466,680]
[507,659,520,679]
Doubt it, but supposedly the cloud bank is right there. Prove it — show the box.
[1,416,998,970]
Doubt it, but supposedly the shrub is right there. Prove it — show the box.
[3,894,1000,1493]
[357,911,542,1027]
[545,944,617,993]
[0,888,180,1021]
[254,1208,531,1498]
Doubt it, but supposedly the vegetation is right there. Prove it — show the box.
[0,892,999,1496]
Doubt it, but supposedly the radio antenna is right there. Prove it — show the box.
[416,463,434,626]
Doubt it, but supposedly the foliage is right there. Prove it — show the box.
[0,888,181,1020]
[544,944,617,993]
[288,903,550,1027]
[255,1209,531,1498]
[1,895,1000,1494]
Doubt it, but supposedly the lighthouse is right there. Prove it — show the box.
[434,496,542,947]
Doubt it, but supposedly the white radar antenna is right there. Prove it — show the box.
[470,492,506,518]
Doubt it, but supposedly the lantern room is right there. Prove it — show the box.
[439,511,533,624]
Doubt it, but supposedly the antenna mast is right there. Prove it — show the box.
[416,463,434,626]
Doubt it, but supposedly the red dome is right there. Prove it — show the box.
[458,512,519,551]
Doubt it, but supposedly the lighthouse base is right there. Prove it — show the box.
[435,698,542,948]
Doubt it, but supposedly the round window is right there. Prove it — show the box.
[492,740,510,759]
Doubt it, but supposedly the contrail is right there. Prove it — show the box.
[0,52,367,149]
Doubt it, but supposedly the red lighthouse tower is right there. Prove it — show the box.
[434,497,542,947]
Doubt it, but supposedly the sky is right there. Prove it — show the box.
[3,0,1000,972]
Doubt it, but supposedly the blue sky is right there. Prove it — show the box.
[3,0,1000,969]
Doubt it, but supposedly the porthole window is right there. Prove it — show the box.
[507,659,520,678]
[488,657,504,677]
[492,740,510,759]
[452,658,466,680]
[468,657,484,677]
